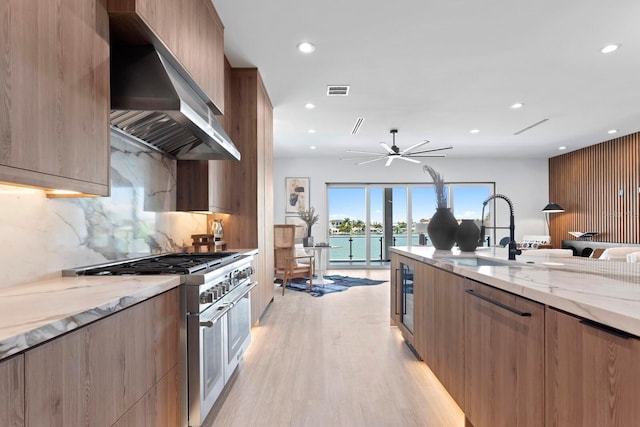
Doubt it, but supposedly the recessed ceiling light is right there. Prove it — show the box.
[601,44,619,54]
[305,103,315,109]
[559,146,567,150]
[308,129,316,133]
[510,103,524,109]
[608,129,618,134]
[297,41,316,54]
[469,129,480,134]
[310,146,317,150]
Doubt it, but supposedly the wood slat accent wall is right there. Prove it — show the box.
[548,132,640,248]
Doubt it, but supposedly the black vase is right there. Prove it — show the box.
[427,208,458,250]
[455,219,480,252]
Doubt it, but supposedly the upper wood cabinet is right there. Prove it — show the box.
[108,0,225,113]
[0,0,110,195]
[0,355,24,427]
[464,279,545,427]
[223,67,274,325]
[546,308,640,427]
[177,160,232,213]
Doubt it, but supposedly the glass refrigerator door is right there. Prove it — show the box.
[400,262,414,333]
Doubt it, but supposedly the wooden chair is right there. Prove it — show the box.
[274,225,314,295]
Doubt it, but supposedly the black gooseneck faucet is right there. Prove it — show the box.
[480,194,521,261]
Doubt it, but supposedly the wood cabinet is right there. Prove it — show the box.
[411,261,431,358]
[0,355,24,427]
[176,160,232,213]
[223,68,274,325]
[0,0,110,196]
[464,279,544,427]
[108,0,225,113]
[24,288,180,427]
[419,265,465,410]
[546,308,640,427]
[390,257,465,409]
[112,365,180,427]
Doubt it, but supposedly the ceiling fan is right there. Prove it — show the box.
[341,129,453,166]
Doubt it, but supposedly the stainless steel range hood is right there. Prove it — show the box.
[110,45,240,161]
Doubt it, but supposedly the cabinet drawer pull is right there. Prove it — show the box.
[579,319,636,340]
[465,289,531,317]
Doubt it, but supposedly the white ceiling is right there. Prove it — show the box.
[212,0,640,161]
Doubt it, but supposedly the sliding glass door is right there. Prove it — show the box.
[328,182,494,267]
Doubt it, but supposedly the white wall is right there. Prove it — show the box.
[273,156,549,245]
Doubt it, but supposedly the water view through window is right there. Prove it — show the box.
[327,183,493,266]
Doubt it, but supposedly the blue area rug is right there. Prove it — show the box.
[279,275,387,297]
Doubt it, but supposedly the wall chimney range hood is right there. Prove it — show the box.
[110,45,240,161]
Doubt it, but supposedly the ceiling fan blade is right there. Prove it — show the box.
[398,156,421,164]
[408,146,453,155]
[406,154,447,158]
[340,155,386,161]
[380,142,394,154]
[355,157,387,165]
[401,140,429,154]
[385,157,394,167]
[347,149,387,155]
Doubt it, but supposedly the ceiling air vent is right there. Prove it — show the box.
[327,85,350,96]
[351,117,365,135]
[514,118,549,135]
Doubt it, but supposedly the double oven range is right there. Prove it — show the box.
[67,251,257,427]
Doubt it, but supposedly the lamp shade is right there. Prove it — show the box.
[542,203,564,213]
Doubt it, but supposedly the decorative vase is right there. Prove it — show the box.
[455,219,480,252]
[427,208,458,250]
[303,227,314,247]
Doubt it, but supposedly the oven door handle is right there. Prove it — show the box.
[198,302,233,326]
[233,281,258,303]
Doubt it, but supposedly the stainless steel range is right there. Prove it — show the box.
[66,251,257,427]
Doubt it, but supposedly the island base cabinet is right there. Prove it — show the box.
[464,279,544,427]
[0,354,24,427]
[546,308,640,427]
[424,267,465,410]
[24,288,180,427]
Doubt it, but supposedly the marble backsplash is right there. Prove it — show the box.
[0,131,207,288]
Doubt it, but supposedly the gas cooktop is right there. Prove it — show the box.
[75,252,241,276]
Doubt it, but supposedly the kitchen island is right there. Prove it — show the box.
[391,246,640,427]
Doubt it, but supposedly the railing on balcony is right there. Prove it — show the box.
[328,234,424,263]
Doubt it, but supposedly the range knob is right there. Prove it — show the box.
[212,286,223,299]
[199,291,213,304]
[236,268,253,280]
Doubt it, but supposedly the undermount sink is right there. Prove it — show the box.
[438,257,515,267]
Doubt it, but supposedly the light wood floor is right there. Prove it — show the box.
[205,269,464,427]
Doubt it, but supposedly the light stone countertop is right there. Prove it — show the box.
[391,246,640,337]
[0,275,182,361]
